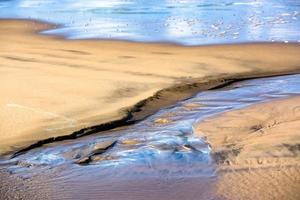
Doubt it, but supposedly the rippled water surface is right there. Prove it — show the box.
[0,0,300,45]
[1,74,300,180]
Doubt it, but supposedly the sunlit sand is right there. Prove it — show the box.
[196,96,300,199]
[1,19,300,154]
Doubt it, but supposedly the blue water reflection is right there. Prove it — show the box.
[0,0,299,45]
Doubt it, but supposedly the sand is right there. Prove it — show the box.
[195,96,300,200]
[1,19,300,155]
[2,96,299,200]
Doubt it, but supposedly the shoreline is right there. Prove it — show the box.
[3,17,300,47]
[2,18,300,48]
[1,18,300,155]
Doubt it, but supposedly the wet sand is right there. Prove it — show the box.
[196,96,300,200]
[1,19,300,155]
[0,169,217,200]
[1,74,300,200]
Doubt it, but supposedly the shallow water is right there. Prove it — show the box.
[1,74,300,181]
[0,0,300,45]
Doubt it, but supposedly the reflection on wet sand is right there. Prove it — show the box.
[1,0,300,44]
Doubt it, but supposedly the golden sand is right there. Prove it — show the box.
[196,96,300,199]
[1,19,300,154]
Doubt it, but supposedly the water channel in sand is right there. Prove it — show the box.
[1,74,300,199]
[1,74,300,178]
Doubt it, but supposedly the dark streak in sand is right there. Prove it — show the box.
[60,49,91,55]
[8,70,300,158]
[3,56,36,62]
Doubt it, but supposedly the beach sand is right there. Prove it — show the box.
[195,96,300,200]
[1,19,300,155]
[1,95,300,199]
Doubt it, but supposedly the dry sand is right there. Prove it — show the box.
[195,96,300,200]
[1,19,300,154]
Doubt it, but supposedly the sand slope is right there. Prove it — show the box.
[195,96,300,200]
[1,19,300,154]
